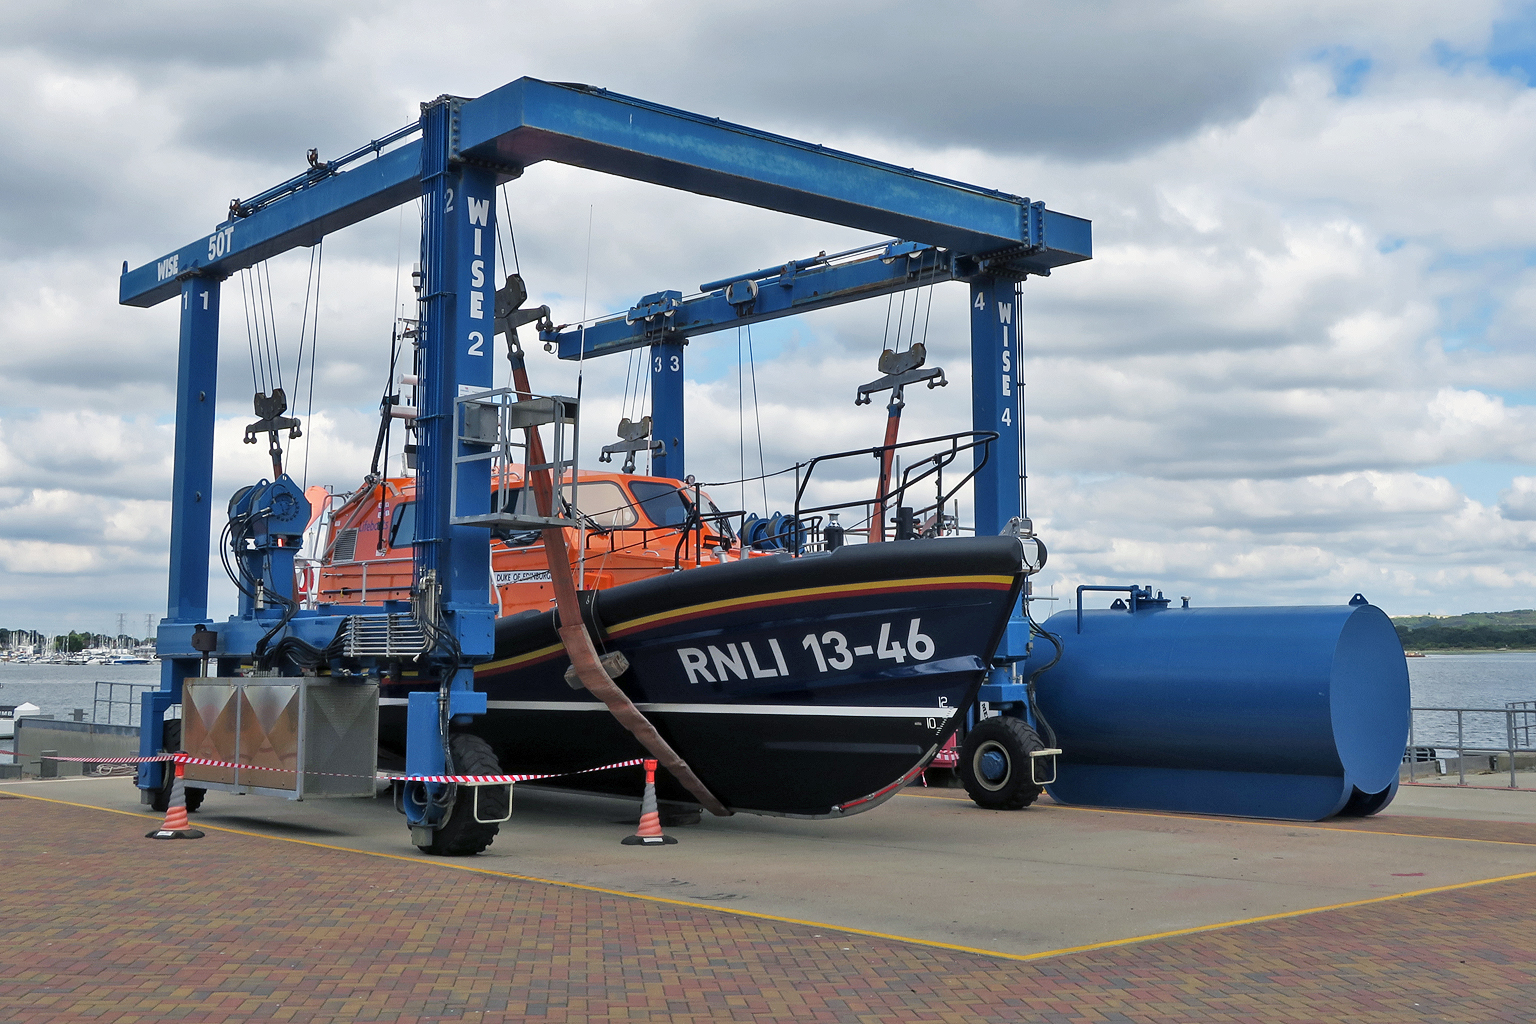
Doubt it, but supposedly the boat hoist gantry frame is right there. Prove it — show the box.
[120,78,1092,835]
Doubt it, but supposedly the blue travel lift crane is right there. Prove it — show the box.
[120,79,1088,845]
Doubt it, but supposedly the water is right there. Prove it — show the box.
[0,663,163,725]
[1407,652,1536,751]
[1,654,1530,749]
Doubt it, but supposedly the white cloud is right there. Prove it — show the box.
[4,3,1536,631]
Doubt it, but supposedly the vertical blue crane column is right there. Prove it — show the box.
[969,276,1029,698]
[970,276,1021,534]
[405,98,494,811]
[650,336,685,480]
[139,276,221,794]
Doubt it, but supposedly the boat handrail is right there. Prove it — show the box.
[792,429,998,540]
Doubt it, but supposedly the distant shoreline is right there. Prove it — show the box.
[1403,648,1536,655]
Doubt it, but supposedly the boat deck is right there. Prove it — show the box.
[3,777,1533,1023]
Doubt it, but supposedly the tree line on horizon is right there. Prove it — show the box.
[1,629,149,653]
[1395,623,1536,651]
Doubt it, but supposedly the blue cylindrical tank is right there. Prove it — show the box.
[1031,599,1409,820]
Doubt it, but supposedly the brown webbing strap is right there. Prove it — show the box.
[541,527,731,816]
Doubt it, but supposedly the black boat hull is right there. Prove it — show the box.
[380,536,1026,816]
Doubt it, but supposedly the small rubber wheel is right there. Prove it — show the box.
[959,716,1045,810]
[417,734,507,856]
[149,720,206,814]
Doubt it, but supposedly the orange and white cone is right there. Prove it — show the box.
[621,758,677,846]
[146,759,205,840]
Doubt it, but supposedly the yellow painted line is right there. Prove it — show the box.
[607,574,1013,636]
[8,787,1536,964]
[478,640,564,674]
[895,789,1536,847]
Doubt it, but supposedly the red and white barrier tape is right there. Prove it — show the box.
[11,753,175,763]
[6,750,647,786]
[392,758,647,785]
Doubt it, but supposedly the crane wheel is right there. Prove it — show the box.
[417,733,507,856]
[149,719,206,814]
[959,715,1044,810]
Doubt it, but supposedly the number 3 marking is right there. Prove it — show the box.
[467,331,484,356]
[822,631,853,670]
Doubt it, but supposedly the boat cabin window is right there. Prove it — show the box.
[559,481,638,529]
[496,486,530,515]
[491,486,542,547]
[389,501,415,549]
[629,481,690,527]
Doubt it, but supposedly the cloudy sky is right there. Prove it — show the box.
[3,0,1535,636]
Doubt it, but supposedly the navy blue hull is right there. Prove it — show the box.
[381,537,1025,816]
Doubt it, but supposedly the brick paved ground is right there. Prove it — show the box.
[1306,812,1536,843]
[2,793,1533,1024]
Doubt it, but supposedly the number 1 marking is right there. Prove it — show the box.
[802,633,827,673]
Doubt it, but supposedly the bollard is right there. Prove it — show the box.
[39,750,58,779]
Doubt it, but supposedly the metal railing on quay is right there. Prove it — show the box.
[1405,704,1536,789]
[93,680,159,726]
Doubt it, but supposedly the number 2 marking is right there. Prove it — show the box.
[467,331,484,356]
[444,187,455,213]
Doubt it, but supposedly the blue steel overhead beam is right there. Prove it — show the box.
[549,242,954,360]
[121,78,1089,309]
[120,142,422,308]
[457,80,1091,269]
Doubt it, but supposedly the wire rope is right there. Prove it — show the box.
[638,350,651,474]
[919,250,937,351]
[300,240,324,491]
[499,184,521,276]
[737,326,745,513]
[879,288,895,357]
[256,261,280,393]
[746,323,768,513]
[293,246,318,408]
[239,269,261,394]
[575,205,594,585]
[1015,279,1028,519]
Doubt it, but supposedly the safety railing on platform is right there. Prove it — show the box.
[1404,703,1536,789]
[1511,699,1536,749]
[93,680,160,726]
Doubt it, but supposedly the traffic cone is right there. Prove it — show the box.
[146,760,205,840]
[621,759,677,846]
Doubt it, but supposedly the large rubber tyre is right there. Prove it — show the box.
[149,720,206,814]
[418,734,507,856]
[959,716,1045,810]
